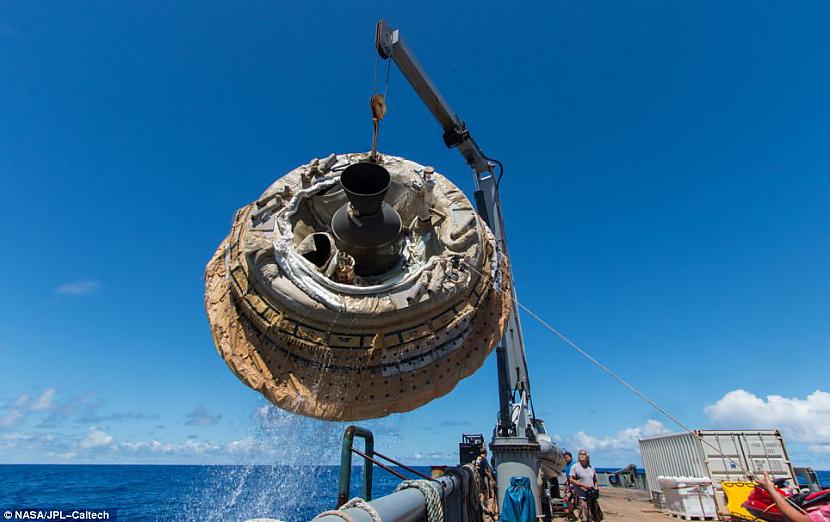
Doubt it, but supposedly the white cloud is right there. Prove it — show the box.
[7,389,56,412]
[3,388,162,430]
[412,450,454,462]
[51,451,78,460]
[225,437,256,454]
[0,432,61,449]
[185,405,222,427]
[570,419,670,453]
[705,389,830,444]
[0,429,251,464]
[120,439,219,455]
[0,410,23,428]
[12,394,31,408]
[0,388,57,429]
[80,427,113,449]
[30,388,56,411]
[54,280,102,296]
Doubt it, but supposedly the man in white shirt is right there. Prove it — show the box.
[569,450,599,521]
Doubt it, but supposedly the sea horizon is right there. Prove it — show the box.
[0,463,421,521]
[2,463,827,520]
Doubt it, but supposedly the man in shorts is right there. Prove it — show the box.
[569,450,599,521]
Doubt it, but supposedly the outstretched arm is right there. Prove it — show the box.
[756,473,810,522]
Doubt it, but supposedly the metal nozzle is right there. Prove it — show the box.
[331,161,402,276]
[340,162,390,216]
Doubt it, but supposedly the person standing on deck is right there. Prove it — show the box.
[569,450,600,521]
[475,446,494,483]
[562,451,576,520]
[564,451,575,477]
[475,446,498,520]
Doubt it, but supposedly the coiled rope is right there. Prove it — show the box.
[312,497,381,522]
[461,464,482,516]
[395,479,444,522]
[461,463,496,520]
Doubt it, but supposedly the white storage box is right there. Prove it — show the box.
[657,476,717,519]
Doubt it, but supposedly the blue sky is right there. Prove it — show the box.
[1,1,829,468]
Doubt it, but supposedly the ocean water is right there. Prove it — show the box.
[0,464,422,521]
[1,465,826,521]
[815,470,830,488]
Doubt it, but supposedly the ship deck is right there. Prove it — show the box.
[589,487,673,521]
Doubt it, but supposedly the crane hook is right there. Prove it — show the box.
[370,93,386,161]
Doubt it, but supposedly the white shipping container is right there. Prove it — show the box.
[639,430,795,505]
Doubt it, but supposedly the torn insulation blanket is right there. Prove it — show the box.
[205,153,511,420]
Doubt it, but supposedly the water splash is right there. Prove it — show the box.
[185,403,405,522]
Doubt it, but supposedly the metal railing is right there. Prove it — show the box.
[338,425,375,507]
[329,425,481,522]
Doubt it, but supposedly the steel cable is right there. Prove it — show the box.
[461,258,749,475]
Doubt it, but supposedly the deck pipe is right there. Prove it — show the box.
[316,473,462,522]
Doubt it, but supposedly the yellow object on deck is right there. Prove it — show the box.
[722,481,762,521]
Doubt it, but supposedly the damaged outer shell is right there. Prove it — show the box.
[205,153,511,420]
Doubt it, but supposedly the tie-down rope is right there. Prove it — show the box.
[312,497,381,522]
[395,479,444,522]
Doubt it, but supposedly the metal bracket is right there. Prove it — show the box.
[375,20,398,59]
